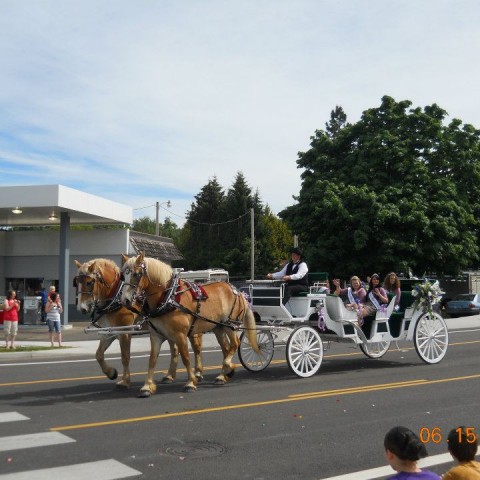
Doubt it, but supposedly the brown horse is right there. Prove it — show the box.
[120,253,260,396]
[74,258,204,390]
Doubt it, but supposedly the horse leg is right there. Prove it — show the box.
[190,334,204,383]
[212,328,238,385]
[176,335,197,392]
[95,335,118,381]
[116,333,132,389]
[160,338,178,384]
[139,330,163,398]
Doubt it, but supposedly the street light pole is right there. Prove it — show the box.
[155,200,171,236]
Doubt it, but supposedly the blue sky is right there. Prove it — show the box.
[1,0,479,226]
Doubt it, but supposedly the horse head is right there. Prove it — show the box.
[121,253,173,313]
[120,252,148,311]
[74,258,121,314]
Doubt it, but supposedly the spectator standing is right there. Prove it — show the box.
[4,290,20,349]
[39,287,48,323]
[45,292,63,347]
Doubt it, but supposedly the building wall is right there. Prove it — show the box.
[0,229,130,321]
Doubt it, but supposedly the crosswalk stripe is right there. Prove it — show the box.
[0,459,142,479]
[0,432,75,452]
[0,413,29,423]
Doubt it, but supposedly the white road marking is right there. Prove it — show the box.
[0,459,141,479]
[319,453,455,479]
[0,412,29,423]
[0,432,75,452]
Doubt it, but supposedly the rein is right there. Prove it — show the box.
[89,275,125,326]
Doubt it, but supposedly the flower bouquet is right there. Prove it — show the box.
[411,280,444,316]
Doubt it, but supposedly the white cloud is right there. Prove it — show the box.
[0,0,479,226]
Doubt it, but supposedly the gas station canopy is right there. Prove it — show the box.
[0,185,132,226]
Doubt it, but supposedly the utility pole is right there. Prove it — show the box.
[155,202,160,236]
[155,200,171,236]
[250,207,255,281]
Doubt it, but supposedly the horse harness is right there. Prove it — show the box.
[137,273,247,337]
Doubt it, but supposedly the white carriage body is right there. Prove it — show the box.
[237,281,448,377]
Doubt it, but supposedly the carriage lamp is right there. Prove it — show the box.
[12,207,22,214]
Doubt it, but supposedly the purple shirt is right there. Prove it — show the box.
[388,470,441,479]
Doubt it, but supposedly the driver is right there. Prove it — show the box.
[266,247,309,305]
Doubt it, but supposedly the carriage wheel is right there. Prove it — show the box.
[286,326,323,378]
[359,341,391,359]
[238,330,274,372]
[414,312,449,364]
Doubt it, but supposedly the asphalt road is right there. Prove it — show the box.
[1,318,479,480]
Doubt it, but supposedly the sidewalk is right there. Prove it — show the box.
[1,322,221,360]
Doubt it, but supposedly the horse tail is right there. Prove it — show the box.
[242,302,260,354]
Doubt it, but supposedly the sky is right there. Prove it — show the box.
[1,0,479,226]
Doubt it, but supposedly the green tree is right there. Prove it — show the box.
[180,176,226,269]
[281,96,480,277]
[132,216,156,234]
[178,175,294,277]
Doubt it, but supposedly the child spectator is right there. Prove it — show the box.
[443,426,480,479]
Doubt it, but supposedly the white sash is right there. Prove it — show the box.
[347,287,356,304]
[368,291,382,310]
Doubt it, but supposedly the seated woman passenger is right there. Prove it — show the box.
[332,276,366,311]
[384,272,401,311]
[361,273,389,317]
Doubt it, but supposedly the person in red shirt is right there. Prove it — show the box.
[4,290,20,349]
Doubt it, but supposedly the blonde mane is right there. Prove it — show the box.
[124,256,173,287]
[144,257,173,286]
[87,258,120,275]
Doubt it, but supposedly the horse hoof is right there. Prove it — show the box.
[160,377,174,384]
[195,374,204,383]
[226,369,235,379]
[214,378,227,386]
[115,382,129,390]
[138,390,152,398]
[183,385,197,393]
[108,369,118,381]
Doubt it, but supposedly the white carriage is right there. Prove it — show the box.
[238,280,449,378]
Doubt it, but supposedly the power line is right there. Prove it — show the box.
[133,205,252,227]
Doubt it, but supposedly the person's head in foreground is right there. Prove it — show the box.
[384,426,440,479]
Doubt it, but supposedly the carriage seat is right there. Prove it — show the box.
[325,294,358,322]
[389,291,414,319]
[388,291,414,337]
[295,272,329,297]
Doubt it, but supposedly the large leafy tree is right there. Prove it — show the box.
[280,96,480,278]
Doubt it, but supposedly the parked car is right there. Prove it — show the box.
[445,293,480,317]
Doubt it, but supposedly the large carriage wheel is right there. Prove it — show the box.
[414,312,449,364]
[238,330,274,372]
[359,341,391,359]
[286,326,323,378]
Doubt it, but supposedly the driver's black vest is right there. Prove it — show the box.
[285,262,308,286]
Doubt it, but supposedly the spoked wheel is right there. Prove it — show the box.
[238,330,274,372]
[286,326,323,378]
[414,312,449,364]
[360,341,391,359]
